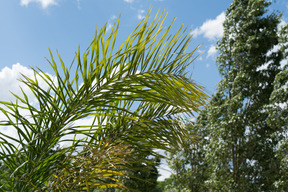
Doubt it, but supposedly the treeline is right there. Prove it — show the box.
[164,0,288,191]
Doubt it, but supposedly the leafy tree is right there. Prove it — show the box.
[117,156,160,192]
[166,122,209,192]
[267,23,288,191]
[153,178,174,192]
[0,10,207,191]
[168,0,286,191]
[202,0,284,191]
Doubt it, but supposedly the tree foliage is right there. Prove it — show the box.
[167,0,288,191]
[204,1,283,191]
[267,23,288,191]
[166,122,209,192]
[0,10,207,191]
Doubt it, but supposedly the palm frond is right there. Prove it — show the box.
[0,9,207,190]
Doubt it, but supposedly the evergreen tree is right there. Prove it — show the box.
[202,0,284,191]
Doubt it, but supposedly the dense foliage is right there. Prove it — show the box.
[167,0,288,191]
[268,23,288,191]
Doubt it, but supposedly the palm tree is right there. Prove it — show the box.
[0,10,207,191]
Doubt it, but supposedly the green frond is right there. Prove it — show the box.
[0,9,207,190]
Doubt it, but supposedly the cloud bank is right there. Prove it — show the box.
[0,63,55,103]
[0,63,35,102]
[191,12,225,41]
[0,63,56,144]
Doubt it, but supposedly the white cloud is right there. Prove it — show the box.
[20,0,58,9]
[278,19,287,29]
[0,63,55,146]
[207,45,217,58]
[0,63,35,102]
[158,161,172,181]
[106,23,113,32]
[0,63,56,102]
[154,150,171,181]
[106,15,117,32]
[137,9,145,20]
[191,12,225,41]
[123,0,134,3]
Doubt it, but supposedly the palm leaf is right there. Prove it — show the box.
[0,9,207,191]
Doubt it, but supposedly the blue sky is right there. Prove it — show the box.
[1,0,287,93]
[0,0,288,181]
[0,0,237,93]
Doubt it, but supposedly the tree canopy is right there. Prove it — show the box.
[166,0,288,191]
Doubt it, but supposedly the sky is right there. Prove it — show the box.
[0,0,288,181]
